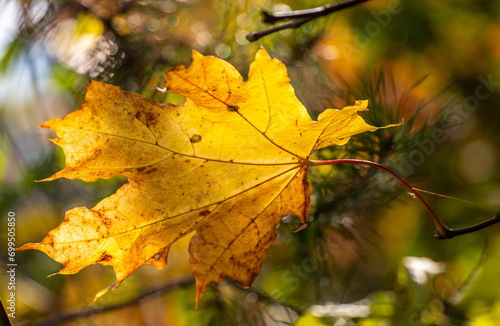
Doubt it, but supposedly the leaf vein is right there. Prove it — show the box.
[51,166,302,245]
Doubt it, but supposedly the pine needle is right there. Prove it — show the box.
[412,187,477,206]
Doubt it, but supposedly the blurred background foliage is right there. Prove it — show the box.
[1,0,500,325]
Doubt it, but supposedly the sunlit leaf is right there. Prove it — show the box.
[19,48,391,304]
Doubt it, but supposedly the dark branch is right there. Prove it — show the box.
[435,211,500,240]
[246,0,370,42]
[27,276,195,326]
[28,277,307,325]
[262,0,370,24]
[225,279,306,315]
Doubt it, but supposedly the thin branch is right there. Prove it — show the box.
[27,276,195,326]
[246,0,370,42]
[225,279,306,315]
[307,159,500,239]
[28,276,308,325]
[435,212,500,240]
[262,0,370,24]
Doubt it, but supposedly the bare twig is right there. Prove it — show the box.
[27,276,308,325]
[246,0,370,42]
[225,279,306,315]
[434,212,500,240]
[27,276,195,326]
[308,159,500,239]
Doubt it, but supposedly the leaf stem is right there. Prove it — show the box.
[307,158,500,239]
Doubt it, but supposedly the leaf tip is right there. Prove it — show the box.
[292,223,308,233]
[93,281,119,303]
[36,171,63,182]
[93,288,108,304]
[87,79,101,88]
[36,175,57,182]
[16,243,35,251]
[38,119,60,130]
[255,47,271,60]
[195,288,202,310]
[191,49,204,61]
[354,100,369,110]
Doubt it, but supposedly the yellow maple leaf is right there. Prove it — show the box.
[19,48,391,304]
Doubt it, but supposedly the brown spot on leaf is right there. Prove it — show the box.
[190,134,202,143]
[137,166,158,174]
[199,210,210,217]
[136,110,159,126]
[145,167,157,174]
[98,253,112,262]
[227,105,239,112]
